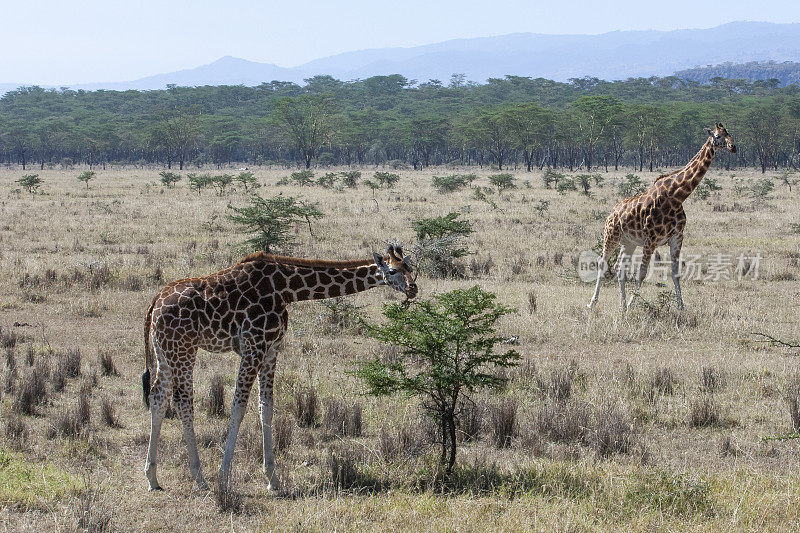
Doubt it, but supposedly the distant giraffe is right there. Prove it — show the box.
[588,123,737,311]
[142,244,417,492]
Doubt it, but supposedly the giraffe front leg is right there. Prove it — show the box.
[628,243,655,310]
[669,235,685,310]
[219,355,258,491]
[589,228,620,309]
[258,351,279,491]
[617,244,635,312]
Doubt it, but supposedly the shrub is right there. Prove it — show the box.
[159,171,182,188]
[290,170,315,186]
[688,395,719,428]
[15,360,49,415]
[618,173,647,197]
[373,171,399,188]
[233,171,259,192]
[340,170,361,188]
[576,174,600,195]
[16,174,43,193]
[321,296,365,333]
[750,178,775,200]
[49,387,91,439]
[101,397,121,428]
[187,173,213,194]
[489,398,518,448]
[541,168,564,189]
[412,212,473,278]
[77,171,96,189]
[694,177,721,200]
[316,172,338,188]
[357,286,519,476]
[556,176,577,194]
[533,199,550,217]
[227,194,323,253]
[322,398,363,437]
[432,174,476,193]
[211,174,233,196]
[98,351,118,377]
[273,414,293,454]
[488,173,516,194]
[592,404,635,457]
[207,374,226,417]
[293,385,319,428]
[535,401,591,444]
[536,360,579,402]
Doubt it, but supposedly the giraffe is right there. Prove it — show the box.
[587,123,737,311]
[141,244,417,492]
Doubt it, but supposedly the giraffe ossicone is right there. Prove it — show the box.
[142,244,417,492]
[587,123,737,312]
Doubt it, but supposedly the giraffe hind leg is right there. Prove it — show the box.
[173,366,209,491]
[145,345,172,491]
[258,347,279,491]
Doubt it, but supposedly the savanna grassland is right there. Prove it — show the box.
[0,163,799,532]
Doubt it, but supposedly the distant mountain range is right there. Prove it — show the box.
[4,21,800,94]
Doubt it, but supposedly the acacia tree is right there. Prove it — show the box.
[151,110,202,170]
[227,193,323,252]
[573,95,622,171]
[507,103,553,172]
[356,286,519,478]
[273,95,335,169]
[464,108,514,170]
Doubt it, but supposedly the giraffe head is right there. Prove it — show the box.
[705,123,737,153]
[373,244,418,298]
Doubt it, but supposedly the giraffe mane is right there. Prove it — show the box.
[237,251,374,269]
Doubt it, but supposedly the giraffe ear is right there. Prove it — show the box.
[373,253,387,269]
[705,128,714,136]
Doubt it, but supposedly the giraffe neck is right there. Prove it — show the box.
[277,263,384,303]
[662,138,716,202]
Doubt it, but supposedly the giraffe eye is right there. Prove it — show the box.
[388,268,398,275]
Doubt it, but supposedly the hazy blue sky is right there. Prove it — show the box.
[3,0,800,84]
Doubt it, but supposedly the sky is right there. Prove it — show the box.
[2,0,800,85]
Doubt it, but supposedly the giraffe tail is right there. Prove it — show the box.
[142,295,157,408]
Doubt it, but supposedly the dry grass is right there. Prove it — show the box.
[0,165,799,530]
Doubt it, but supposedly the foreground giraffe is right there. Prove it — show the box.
[588,123,737,311]
[142,244,417,492]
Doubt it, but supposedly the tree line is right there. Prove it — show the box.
[2,73,800,173]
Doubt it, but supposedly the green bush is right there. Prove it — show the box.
[340,171,361,188]
[432,174,476,193]
[290,170,315,186]
[227,194,323,252]
[373,171,400,188]
[356,286,519,477]
[618,174,647,197]
[489,173,516,194]
[412,213,473,278]
[77,171,96,189]
[16,174,42,193]
[233,171,259,192]
[159,171,182,188]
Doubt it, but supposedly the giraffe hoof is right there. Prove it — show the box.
[148,485,164,492]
